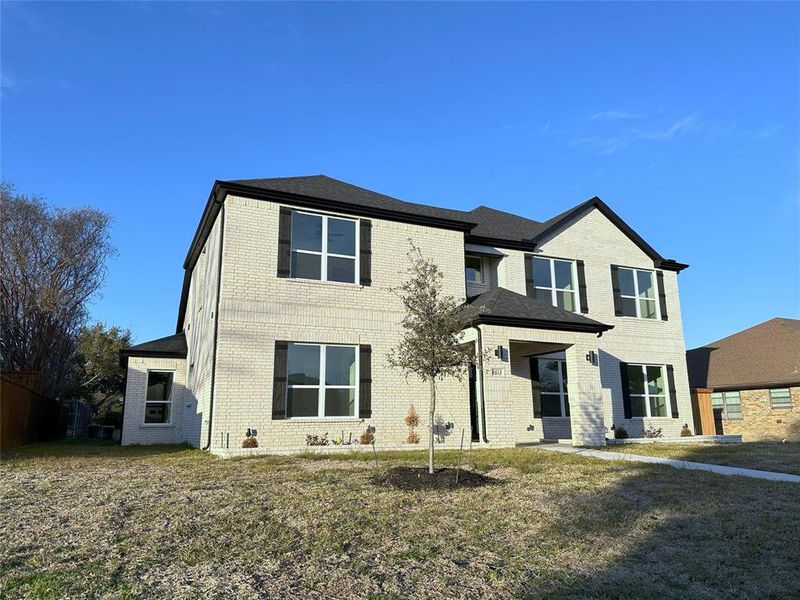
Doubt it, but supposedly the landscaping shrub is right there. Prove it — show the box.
[680,424,693,437]
[643,424,663,438]
[612,425,629,439]
[305,433,330,446]
[407,431,420,444]
[359,429,374,445]
[242,436,258,448]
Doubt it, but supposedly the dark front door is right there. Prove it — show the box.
[468,364,479,441]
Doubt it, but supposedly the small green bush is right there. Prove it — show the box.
[613,425,629,439]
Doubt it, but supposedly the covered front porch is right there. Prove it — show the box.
[460,288,614,447]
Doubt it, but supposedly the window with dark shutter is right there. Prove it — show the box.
[666,364,679,418]
[530,357,541,418]
[359,220,372,286]
[359,345,372,419]
[610,265,623,316]
[576,260,589,314]
[272,341,288,419]
[656,271,669,321]
[277,208,292,278]
[619,361,632,419]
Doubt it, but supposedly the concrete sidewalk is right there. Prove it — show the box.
[537,444,800,483]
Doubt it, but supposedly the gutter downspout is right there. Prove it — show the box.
[202,202,225,451]
[473,324,489,443]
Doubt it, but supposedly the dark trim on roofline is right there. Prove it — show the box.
[465,234,535,251]
[464,315,614,334]
[119,349,187,368]
[531,197,689,272]
[695,381,800,393]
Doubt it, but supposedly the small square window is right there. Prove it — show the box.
[465,256,483,283]
[770,388,792,409]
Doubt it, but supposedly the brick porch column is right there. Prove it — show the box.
[565,341,606,446]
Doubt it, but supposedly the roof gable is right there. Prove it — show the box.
[686,318,800,389]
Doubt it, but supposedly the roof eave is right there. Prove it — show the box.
[465,314,614,334]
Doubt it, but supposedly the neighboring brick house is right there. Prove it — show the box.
[120,176,693,454]
[686,318,800,441]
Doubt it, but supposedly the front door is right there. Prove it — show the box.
[468,364,480,441]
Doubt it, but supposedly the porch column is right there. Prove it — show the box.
[565,341,606,446]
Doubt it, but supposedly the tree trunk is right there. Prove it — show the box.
[429,378,436,474]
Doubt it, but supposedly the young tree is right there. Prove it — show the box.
[387,243,475,474]
[74,322,132,419]
[0,181,115,397]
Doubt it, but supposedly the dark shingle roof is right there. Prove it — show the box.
[231,175,472,224]
[465,205,547,241]
[686,318,800,389]
[459,288,613,333]
[121,332,187,365]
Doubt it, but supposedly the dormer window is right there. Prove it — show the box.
[465,255,484,283]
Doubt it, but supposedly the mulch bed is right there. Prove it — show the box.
[373,466,498,490]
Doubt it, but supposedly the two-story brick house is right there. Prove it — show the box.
[120,176,692,453]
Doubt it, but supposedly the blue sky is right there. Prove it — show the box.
[2,1,798,348]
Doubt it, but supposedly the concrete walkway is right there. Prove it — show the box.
[536,444,800,483]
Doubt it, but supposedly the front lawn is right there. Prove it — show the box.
[1,442,798,599]
[600,441,800,476]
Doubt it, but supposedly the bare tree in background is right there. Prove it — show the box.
[0,181,115,397]
[387,242,478,474]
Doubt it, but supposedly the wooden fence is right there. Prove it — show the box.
[1,376,67,451]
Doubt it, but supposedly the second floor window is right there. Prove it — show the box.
[618,267,658,319]
[465,255,484,283]
[532,257,578,312]
[290,211,357,283]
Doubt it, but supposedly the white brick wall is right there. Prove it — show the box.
[124,195,692,450]
[122,357,188,445]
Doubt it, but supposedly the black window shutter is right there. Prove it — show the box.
[272,341,288,420]
[359,220,372,286]
[576,260,589,314]
[277,208,292,278]
[524,255,534,298]
[610,265,623,316]
[619,361,632,419]
[656,270,669,321]
[530,357,542,418]
[666,364,679,418]
[359,345,372,419]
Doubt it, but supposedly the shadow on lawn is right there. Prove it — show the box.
[511,459,800,599]
[1,439,195,461]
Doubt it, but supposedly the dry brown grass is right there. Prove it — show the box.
[599,441,800,475]
[1,441,798,599]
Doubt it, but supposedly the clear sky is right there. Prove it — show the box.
[2,1,798,349]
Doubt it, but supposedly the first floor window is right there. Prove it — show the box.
[769,388,792,409]
[618,267,658,319]
[145,371,173,424]
[627,364,670,417]
[465,255,484,283]
[532,256,578,312]
[538,358,570,417]
[290,211,358,283]
[287,343,357,418]
[711,391,741,419]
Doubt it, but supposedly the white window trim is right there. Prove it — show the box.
[291,211,359,284]
[618,267,660,320]
[532,256,580,313]
[465,255,485,284]
[711,391,742,419]
[143,370,175,426]
[628,364,672,418]
[769,388,792,409]
[286,343,359,419]
[539,357,570,418]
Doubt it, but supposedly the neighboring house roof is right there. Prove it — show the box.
[459,287,613,334]
[120,332,187,366]
[686,318,800,390]
[176,175,687,332]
